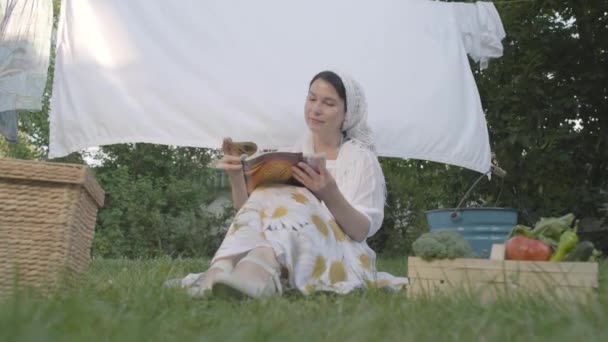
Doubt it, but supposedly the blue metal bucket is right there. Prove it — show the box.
[425,208,518,258]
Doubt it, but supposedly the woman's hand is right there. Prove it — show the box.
[294,156,372,242]
[291,157,338,200]
[216,137,244,178]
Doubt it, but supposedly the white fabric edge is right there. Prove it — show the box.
[48,134,491,174]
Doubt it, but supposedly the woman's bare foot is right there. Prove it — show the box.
[191,258,235,294]
[211,248,283,299]
[230,247,280,285]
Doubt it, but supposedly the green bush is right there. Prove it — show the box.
[91,144,233,258]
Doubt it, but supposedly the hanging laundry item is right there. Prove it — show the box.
[0,0,53,142]
[453,1,506,69]
[49,0,505,174]
[0,110,17,143]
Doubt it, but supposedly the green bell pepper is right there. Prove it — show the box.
[549,230,579,262]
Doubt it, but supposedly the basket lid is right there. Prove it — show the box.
[0,158,105,207]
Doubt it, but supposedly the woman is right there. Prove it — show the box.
[182,71,407,298]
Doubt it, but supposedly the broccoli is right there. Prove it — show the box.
[412,231,475,261]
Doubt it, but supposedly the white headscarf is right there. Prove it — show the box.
[333,71,376,151]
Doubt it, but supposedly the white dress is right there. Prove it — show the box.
[180,140,408,295]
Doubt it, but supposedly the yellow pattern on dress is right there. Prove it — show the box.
[228,221,245,235]
[304,283,315,294]
[291,192,309,204]
[328,219,347,241]
[271,206,289,218]
[359,253,370,270]
[255,184,271,191]
[311,215,329,237]
[311,255,326,279]
[329,261,347,284]
[259,209,267,222]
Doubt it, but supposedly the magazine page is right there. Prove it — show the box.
[242,152,304,193]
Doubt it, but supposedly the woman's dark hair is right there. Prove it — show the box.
[309,71,347,112]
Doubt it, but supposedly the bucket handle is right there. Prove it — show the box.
[450,164,507,221]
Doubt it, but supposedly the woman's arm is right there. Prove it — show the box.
[292,161,371,242]
[316,186,371,242]
[227,168,248,210]
[218,138,249,210]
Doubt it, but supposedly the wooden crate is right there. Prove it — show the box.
[408,256,599,302]
[0,158,105,296]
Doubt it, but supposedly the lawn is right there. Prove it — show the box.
[1,257,607,341]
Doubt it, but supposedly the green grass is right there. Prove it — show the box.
[1,257,607,341]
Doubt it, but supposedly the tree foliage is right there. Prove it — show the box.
[91,144,231,258]
[476,0,607,223]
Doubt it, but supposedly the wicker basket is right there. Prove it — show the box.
[0,158,104,296]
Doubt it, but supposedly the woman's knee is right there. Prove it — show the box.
[243,247,281,271]
[248,247,276,260]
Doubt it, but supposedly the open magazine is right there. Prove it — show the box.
[222,141,325,194]
[241,151,306,193]
[242,152,327,194]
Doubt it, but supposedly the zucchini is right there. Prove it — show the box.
[564,241,595,261]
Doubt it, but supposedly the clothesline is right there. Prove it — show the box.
[437,0,536,5]
[492,0,536,5]
[437,0,536,3]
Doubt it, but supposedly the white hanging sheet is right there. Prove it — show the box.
[49,0,505,174]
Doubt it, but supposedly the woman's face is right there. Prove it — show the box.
[304,78,346,138]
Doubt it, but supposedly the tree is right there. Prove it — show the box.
[474,0,607,223]
[91,143,231,258]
